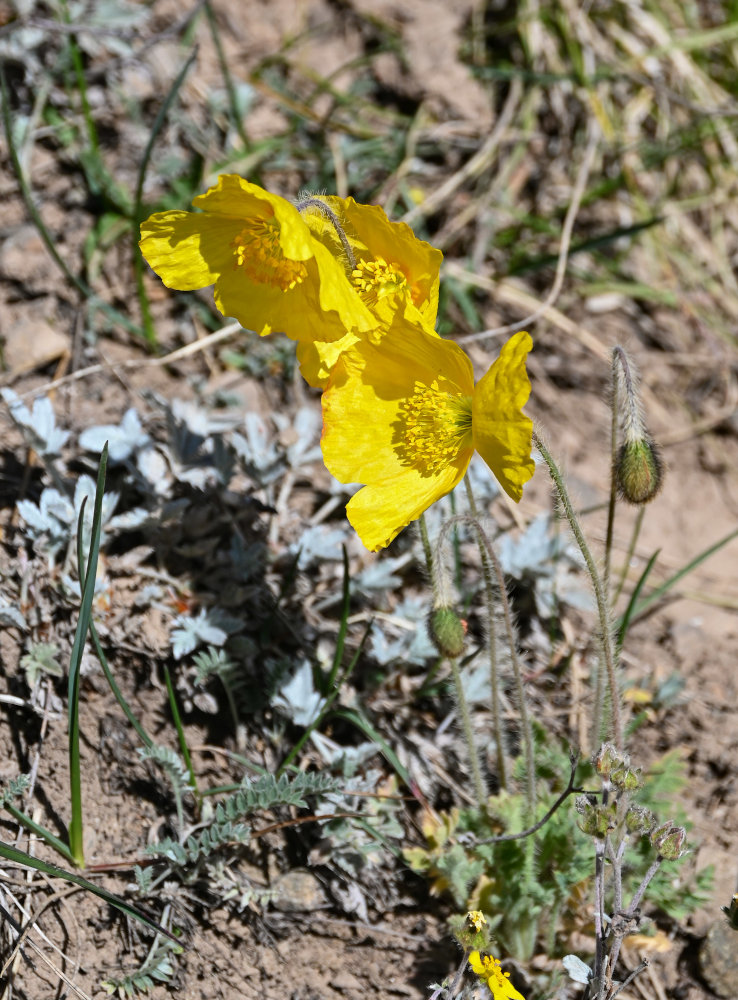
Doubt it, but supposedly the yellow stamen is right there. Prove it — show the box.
[352,256,407,306]
[393,379,472,476]
[231,219,307,291]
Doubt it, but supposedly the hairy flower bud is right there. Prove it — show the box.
[650,822,687,860]
[592,743,626,779]
[575,795,615,839]
[610,764,642,792]
[625,804,656,836]
[428,606,466,658]
[615,437,664,505]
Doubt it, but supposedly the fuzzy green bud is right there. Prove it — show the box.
[575,795,615,839]
[615,436,663,505]
[650,822,687,860]
[625,804,656,836]
[610,764,642,792]
[428,606,466,658]
[592,743,626,779]
[448,910,492,951]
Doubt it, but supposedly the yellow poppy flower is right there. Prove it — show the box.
[469,951,526,1000]
[304,195,442,327]
[139,175,376,354]
[321,316,534,551]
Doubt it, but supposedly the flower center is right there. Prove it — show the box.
[352,257,407,307]
[393,379,472,476]
[231,219,308,291]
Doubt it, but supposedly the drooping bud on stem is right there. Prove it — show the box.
[428,605,466,658]
[612,347,664,505]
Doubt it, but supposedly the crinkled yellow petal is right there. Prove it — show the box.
[193,174,313,260]
[469,952,485,976]
[295,330,361,389]
[308,196,442,326]
[140,174,377,345]
[472,331,535,502]
[346,461,468,551]
[139,210,240,290]
[321,314,474,484]
[321,315,475,549]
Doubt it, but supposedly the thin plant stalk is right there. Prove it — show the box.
[461,480,512,789]
[533,431,622,750]
[419,513,487,807]
[68,444,109,867]
[464,477,536,818]
[449,657,487,808]
[604,352,619,594]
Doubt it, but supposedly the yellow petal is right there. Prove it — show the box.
[321,316,476,549]
[295,331,360,389]
[139,210,239,290]
[346,460,468,551]
[193,174,314,261]
[469,952,485,976]
[307,196,442,326]
[472,331,535,501]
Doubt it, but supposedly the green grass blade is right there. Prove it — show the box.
[164,666,198,801]
[332,707,411,788]
[616,549,660,648]
[621,527,738,626]
[204,0,251,153]
[0,839,172,937]
[89,618,153,749]
[68,444,109,867]
[2,803,75,865]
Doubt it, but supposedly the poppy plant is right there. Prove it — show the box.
[321,315,534,551]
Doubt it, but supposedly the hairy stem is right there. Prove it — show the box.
[533,431,622,750]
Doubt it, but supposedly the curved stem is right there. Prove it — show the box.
[533,431,622,750]
[295,196,356,271]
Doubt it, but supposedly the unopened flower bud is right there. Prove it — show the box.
[428,606,466,658]
[650,822,687,860]
[575,795,615,838]
[615,437,663,505]
[625,805,656,836]
[611,765,642,792]
[593,743,626,779]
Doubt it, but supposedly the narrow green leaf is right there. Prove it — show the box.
[0,839,172,938]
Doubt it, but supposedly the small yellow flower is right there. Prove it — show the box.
[139,175,376,367]
[469,951,525,1000]
[321,315,534,551]
[467,910,487,933]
